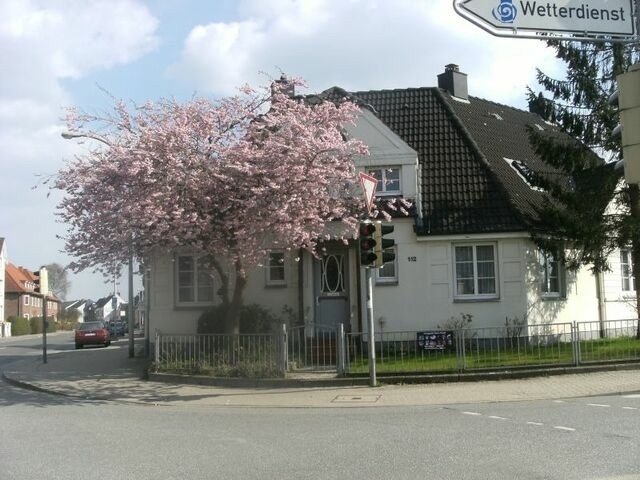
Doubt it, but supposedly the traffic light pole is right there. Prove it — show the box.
[365,267,377,387]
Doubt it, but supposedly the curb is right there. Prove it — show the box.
[149,361,640,389]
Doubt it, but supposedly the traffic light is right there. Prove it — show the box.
[359,221,377,267]
[374,221,395,268]
[610,64,640,184]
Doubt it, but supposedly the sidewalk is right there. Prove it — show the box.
[3,341,640,408]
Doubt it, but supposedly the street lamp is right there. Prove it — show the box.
[61,131,136,358]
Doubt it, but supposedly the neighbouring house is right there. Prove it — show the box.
[94,294,125,323]
[4,263,60,322]
[145,64,637,341]
[62,299,93,324]
[0,238,7,336]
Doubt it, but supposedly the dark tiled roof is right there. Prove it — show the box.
[340,86,570,236]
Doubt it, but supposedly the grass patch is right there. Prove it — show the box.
[347,337,640,374]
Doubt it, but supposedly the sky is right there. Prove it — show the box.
[0,0,565,302]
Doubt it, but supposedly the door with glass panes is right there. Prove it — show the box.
[313,246,350,330]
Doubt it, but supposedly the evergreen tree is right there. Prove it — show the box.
[527,39,640,337]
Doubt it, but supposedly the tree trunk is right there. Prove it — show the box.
[629,185,640,339]
[223,261,247,335]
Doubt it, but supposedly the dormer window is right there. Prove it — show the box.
[368,167,401,196]
[504,158,544,192]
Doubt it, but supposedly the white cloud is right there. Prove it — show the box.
[0,0,159,300]
[169,0,562,108]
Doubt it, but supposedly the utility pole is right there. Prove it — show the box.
[128,252,135,358]
[34,267,49,364]
[42,295,48,364]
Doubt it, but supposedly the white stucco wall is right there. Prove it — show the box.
[362,226,534,332]
[148,248,301,335]
[601,248,638,321]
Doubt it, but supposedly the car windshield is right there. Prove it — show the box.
[79,322,104,331]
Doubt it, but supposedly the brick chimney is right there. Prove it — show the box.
[437,64,468,100]
[271,74,295,98]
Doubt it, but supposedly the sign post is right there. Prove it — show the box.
[358,171,379,387]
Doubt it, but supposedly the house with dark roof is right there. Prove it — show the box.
[144,65,636,340]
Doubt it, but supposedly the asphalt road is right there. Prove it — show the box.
[1,335,640,480]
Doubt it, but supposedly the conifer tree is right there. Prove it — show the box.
[527,39,640,336]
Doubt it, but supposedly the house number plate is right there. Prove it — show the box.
[407,256,417,262]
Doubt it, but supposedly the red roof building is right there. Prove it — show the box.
[4,263,60,321]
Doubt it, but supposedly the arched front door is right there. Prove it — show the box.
[314,246,350,330]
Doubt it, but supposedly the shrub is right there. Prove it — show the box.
[30,317,42,334]
[7,316,31,336]
[57,319,77,331]
[28,317,58,334]
[198,303,280,334]
[437,313,473,331]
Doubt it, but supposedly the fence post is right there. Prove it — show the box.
[337,323,345,377]
[571,322,579,366]
[280,323,288,376]
[154,330,160,369]
[455,327,465,372]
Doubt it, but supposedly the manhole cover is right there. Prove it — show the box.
[332,395,380,403]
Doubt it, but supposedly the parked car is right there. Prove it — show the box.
[109,321,126,337]
[75,321,111,349]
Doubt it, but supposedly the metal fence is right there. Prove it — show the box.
[154,319,640,378]
[344,319,640,375]
[288,323,339,371]
[155,331,286,378]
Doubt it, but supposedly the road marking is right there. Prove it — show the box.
[587,403,611,408]
[623,394,640,398]
[553,426,575,432]
[461,411,482,416]
[527,422,544,426]
[488,415,508,420]
[553,400,565,403]
[622,406,638,410]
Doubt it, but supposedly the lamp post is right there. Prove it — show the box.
[61,131,136,358]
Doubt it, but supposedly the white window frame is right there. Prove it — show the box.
[266,251,287,287]
[24,314,30,319]
[368,167,401,196]
[375,246,398,284]
[621,248,635,292]
[175,254,216,306]
[24,295,29,306]
[453,244,498,299]
[538,250,563,298]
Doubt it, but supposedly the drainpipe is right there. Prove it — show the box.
[595,271,606,338]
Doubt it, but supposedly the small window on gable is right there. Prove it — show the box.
[504,158,544,192]
[368,167,401,196]
[266,251,286,286]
